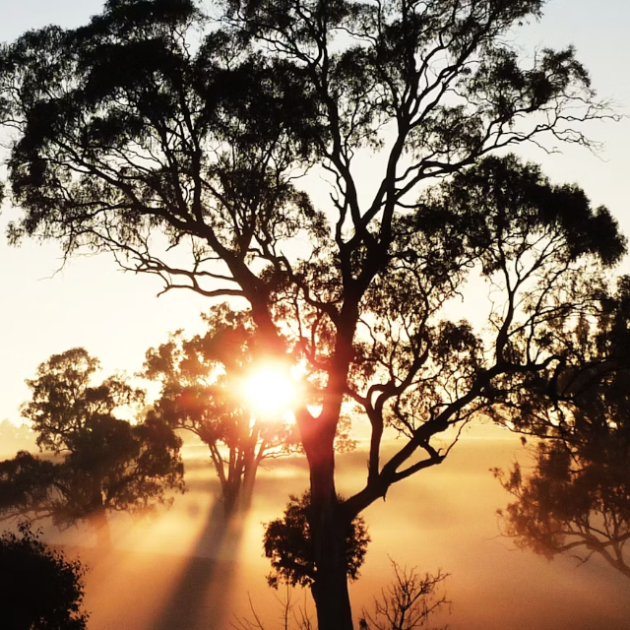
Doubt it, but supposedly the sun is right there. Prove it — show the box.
[245,365,297,417]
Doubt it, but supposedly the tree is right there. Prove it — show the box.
[495,282,630,579]
[359,563,450,630]
[0,522,88,630]
[144,304,355,513]
[0,348,185,545]
[497,439,630,580]
[144,305,300,513]
[0,0,624,627]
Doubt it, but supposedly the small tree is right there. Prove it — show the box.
[0,522,88,630]
[144,305,300,513]
[1,1,624,626]
[359,563,450,630]
[497,439,630,580]
[0,348,185,544]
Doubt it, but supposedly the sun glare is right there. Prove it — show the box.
[245,366,296,417]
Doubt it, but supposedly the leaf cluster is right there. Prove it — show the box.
[264,491,370,589]
[144,304,298,452]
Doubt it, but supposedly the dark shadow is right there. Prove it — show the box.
[152,499,246,630]
[0,523,88,629]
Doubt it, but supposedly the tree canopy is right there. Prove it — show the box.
[0,348,185,544]
[498,438,630,580]
[0,0,625,627]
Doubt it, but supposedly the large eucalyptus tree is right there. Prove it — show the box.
[0,0,624,626]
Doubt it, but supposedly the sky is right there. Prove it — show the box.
[1,0,630,423]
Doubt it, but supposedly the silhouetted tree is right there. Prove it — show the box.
[497,439,630,579]
[144,305,355,513]
[0,0,623,626]
[144,305,299,513]
[496,283,630,579]
[359,563,450,630]
[0,348,185,545]
[0,522,88,630]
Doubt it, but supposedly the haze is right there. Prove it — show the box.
[33,432,628,629]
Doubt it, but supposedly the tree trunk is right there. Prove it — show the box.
[241,442,266,511]
[240,460,257,511]
[222,476,242,515]
[308,454,355,630]
[89,506,111,547]
[297,345,356,630]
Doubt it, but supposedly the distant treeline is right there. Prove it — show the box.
[0,419,37,456]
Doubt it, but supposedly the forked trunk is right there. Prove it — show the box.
[308,455,354,630]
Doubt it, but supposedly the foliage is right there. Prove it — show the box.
[144,304,356,510]
[0,522,88,630]
[0,451,58,521]
[0,348,184,535]
[487,275,630,438]
[264,492,370,589]
[144,304,300,511]
[497,440,630,579]
[495,286,630,579]
[21,348,142,451]
[144,304,296,452]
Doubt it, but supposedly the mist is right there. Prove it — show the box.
[28,431,629,630]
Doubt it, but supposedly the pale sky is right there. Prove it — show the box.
[1,0,630,423]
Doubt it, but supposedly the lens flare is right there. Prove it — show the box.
[245,366,296,417]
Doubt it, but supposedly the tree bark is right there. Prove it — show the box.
[222,476,242,515]
[308,453,355,630]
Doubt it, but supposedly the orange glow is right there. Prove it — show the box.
[245,365,296,417]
